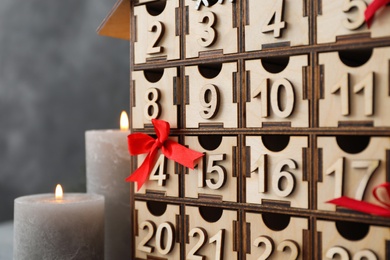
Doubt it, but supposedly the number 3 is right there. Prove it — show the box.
[342,0,367,30]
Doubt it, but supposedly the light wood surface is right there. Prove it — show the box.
[317,220,390,259]
[131,68,179,129]
[245,0,309,51]
[246,136,309,209]
[135,137,179,197]
[184,0,238,58]
[184,135,238,202]
[134,0,180,64]
[245,55,309,128]
[97,0,130,40]
[317,0,390,43]
[185,206,238,260]
[319,47,390,127]
[317,136,390,211]
[245,213,308,260]
[135,201,181,259]
[185,62,238,128]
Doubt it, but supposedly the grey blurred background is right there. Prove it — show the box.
[0,0,129,222]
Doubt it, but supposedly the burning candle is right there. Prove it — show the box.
[14,185,104,259]
[85,111,131,260]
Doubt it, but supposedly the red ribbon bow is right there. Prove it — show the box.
[126,119,204,190]
[327,182,390,217]
[365,0,390,28]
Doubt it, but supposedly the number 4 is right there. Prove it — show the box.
[262,0,286,38]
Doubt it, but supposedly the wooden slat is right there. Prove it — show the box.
[97,0,130,40]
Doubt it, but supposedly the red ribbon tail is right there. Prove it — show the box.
[327,196,390,217]
[365,0,389,28]
[162,140,204,169]
[125,149,157,191]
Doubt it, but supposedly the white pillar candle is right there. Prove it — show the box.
[14,187,104,260]
[85,111,132,260]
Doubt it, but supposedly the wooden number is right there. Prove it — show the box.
[253,236,300,260]
[253,236,273,260]
[144,88,161,120]
[277,240,299,260]
[187,227,207,260]
[252,79,270,118]
[254,154,267,193]
[138,221,156,253]
[138,221,175,255]
[331,72,375,117]
[326,246,349,260]
[272,159,296,197]
[350,159,380,200]
[326,246,378,260]
[342,0,367,30]
[353,250,377,260]
[147,21,164,54]
[209,229,225,260]
[353,72,374,116]
[331,74,350,116]
[193,0,234,11]
[261,0,286,38]
[197,154,227,190]
[199,84,220,119]
[155,222,174,255]
[326,158,380,200]
[198,11,217,47]
[252,78,295,118]
[149,154,167,186]
[187,228,225,260]
[325,157,345,198]
[253,156,297,197]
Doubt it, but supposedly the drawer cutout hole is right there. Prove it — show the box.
[262,135,290,152]
[199,206,223,223]
[338,48,373,67]
[261,56,290,74]
[336,220,369,241]
[198,63,223,79]
[336,135,370,154]
[146,0,167,16]
[198,135,223,151]
[262,212,290,231]
[144,69,164,83]
[147,201,168,217]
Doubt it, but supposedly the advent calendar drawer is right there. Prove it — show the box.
[244,0,309,51]
[131,68,179,129]
[245,55,309,128]
[134,0,180,64]
[185,62,238,128]
[185,205,238,259]
[317,220,390,259]
[134,136,179,197]
[134,200,181,259]
[317,136,390,211]
[317,0,390,44]
[184,135,238,202]
[245,135,310,209]
[245,212,309,260]
[184,0,238,58]
[318,47,390,127]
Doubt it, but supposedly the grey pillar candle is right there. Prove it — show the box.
[14,192,104,260]
[86,128,132,260]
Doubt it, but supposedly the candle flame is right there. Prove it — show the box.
[120,111,129,131]
[55,184,63,200]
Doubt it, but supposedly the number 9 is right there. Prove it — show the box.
[199,84,220,119]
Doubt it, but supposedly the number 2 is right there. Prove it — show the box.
[147,21,164,54]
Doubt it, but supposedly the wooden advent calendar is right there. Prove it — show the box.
[98,0,390,259]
